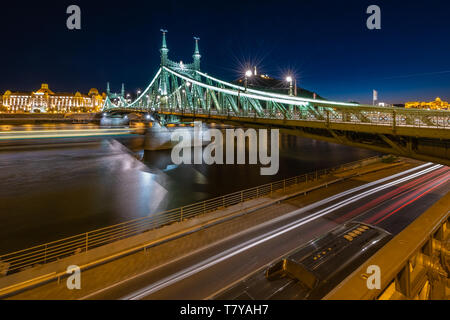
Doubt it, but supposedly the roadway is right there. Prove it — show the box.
[79,162,449,300]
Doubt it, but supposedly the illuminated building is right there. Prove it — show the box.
[405,97,449,110]
[1,84,105,113]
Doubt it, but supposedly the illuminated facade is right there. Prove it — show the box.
[405,97,449,110]
[1,84,105,113]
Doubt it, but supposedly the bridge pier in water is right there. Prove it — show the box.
[143,124,175,151]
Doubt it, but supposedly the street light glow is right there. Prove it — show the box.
[245,70,252,78]
[286,76,293,83]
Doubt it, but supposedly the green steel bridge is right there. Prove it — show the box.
[104,31,450,165]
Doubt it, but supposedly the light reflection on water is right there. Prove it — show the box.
[0,124,378,253]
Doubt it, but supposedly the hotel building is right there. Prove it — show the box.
[1,84,105,113]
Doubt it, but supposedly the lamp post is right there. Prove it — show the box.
[245,70,252,92]
[286,76,293,96]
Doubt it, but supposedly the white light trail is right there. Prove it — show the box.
[0,128,134,140]
[120,163,440,300]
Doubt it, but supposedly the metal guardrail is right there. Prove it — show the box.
[0,156,382,276]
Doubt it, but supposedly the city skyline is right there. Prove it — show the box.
[1,0,450,105]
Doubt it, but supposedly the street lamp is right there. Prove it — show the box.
[245,70,252,91]
[286,76,293,96]
[137,90,141,104]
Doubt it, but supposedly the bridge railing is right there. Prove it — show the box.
[159,107,450,129]
[0,156,383,275]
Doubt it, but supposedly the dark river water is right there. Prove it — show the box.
[0,124,379,254]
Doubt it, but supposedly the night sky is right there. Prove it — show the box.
[2,0,449,104]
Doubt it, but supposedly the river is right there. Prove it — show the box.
[0,123,378,254]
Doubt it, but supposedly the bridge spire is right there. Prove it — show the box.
[193,36,201,71]
[106,82,110,95]
[121,83,125,97]
[160,29,169,66]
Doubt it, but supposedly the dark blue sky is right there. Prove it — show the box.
[2,0,449,104]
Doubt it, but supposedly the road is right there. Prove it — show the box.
[80,162,449,300]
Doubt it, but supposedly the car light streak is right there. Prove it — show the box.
[119,164,441,300]
[369,172,450,225]
[335,166,448,223]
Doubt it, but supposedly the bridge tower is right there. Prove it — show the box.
[159,29,170,100]
[106,82,123,99]
[193,37,201,71]
[160,29,169,67]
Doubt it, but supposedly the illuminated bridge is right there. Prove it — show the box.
[104,31,450,166]
[0,31,447,301]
